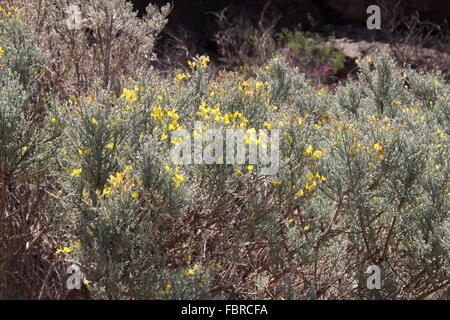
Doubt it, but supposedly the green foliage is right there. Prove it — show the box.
[1,2,449,300]
[278,29,346,78]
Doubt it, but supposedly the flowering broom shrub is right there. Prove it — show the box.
[1,1,449,300]
[50,53,449,299]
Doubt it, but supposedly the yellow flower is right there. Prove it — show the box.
[186,269,195,275]
[235,169,242,175]
[160,133,168,141]
[173,173,185,184]
[215,263,221,270]
[79,149,91,156]
[102,187,112,196]
[166,283,172,289]
[71,168,82,177]
[107,143,115,150]
[263,121,272,129]
[303,225,309,231]
[305,181,316,192]
[199,55,210,68]
[131,192,140,199]
[373,143,383,151]
[83,280,90,286]
[272,180,282,186]
[51,117,57,124]
[247,165,254,172]
[165,166,171,172]
[303,145,313,156]
[22,146,28,152]
[121,88,137,102]
[91,117,97,125]
[313,150,323,159]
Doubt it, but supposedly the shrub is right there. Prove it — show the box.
[0,12,64,299]
[1,1,449,300]
[54,53,449,299]
[10,0,170,96]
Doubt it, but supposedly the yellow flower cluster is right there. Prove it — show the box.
[0,6,18,16]
[165,166,185,188]
[175,72,191,82]
[55,240,80,255]
[237,80,271,98]
[120,86,140,103]
[302,145,324,159]
[71,168,83,177]
[151,106,183,142]
[293,172,326,200]
[100,166,137,198]
[197,101,249,128]
[157,283,173,296]
[185,263,200,275]
[198,55,210,68]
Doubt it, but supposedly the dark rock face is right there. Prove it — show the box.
[318,0,450,22]
[129,0,449,57]
[131,0,450,25]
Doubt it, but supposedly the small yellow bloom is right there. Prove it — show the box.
[71,168,82,177]
[173,173,185,184]
[272,180,282,186]
[91,117,97,125]
[303,145,313,156]
[247,165,254,172]
[373,143,383,151]
[83,280,90,286]
[107,143,114,150]
[102,187,112,196]
[186,269,195,275]
[22,146,28,152]
[51,118,57,124]
[131,192,140,199]
[303,225,309,231]
[313,150,323,159]
[235,169,242,175]
[263,121,272,129]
